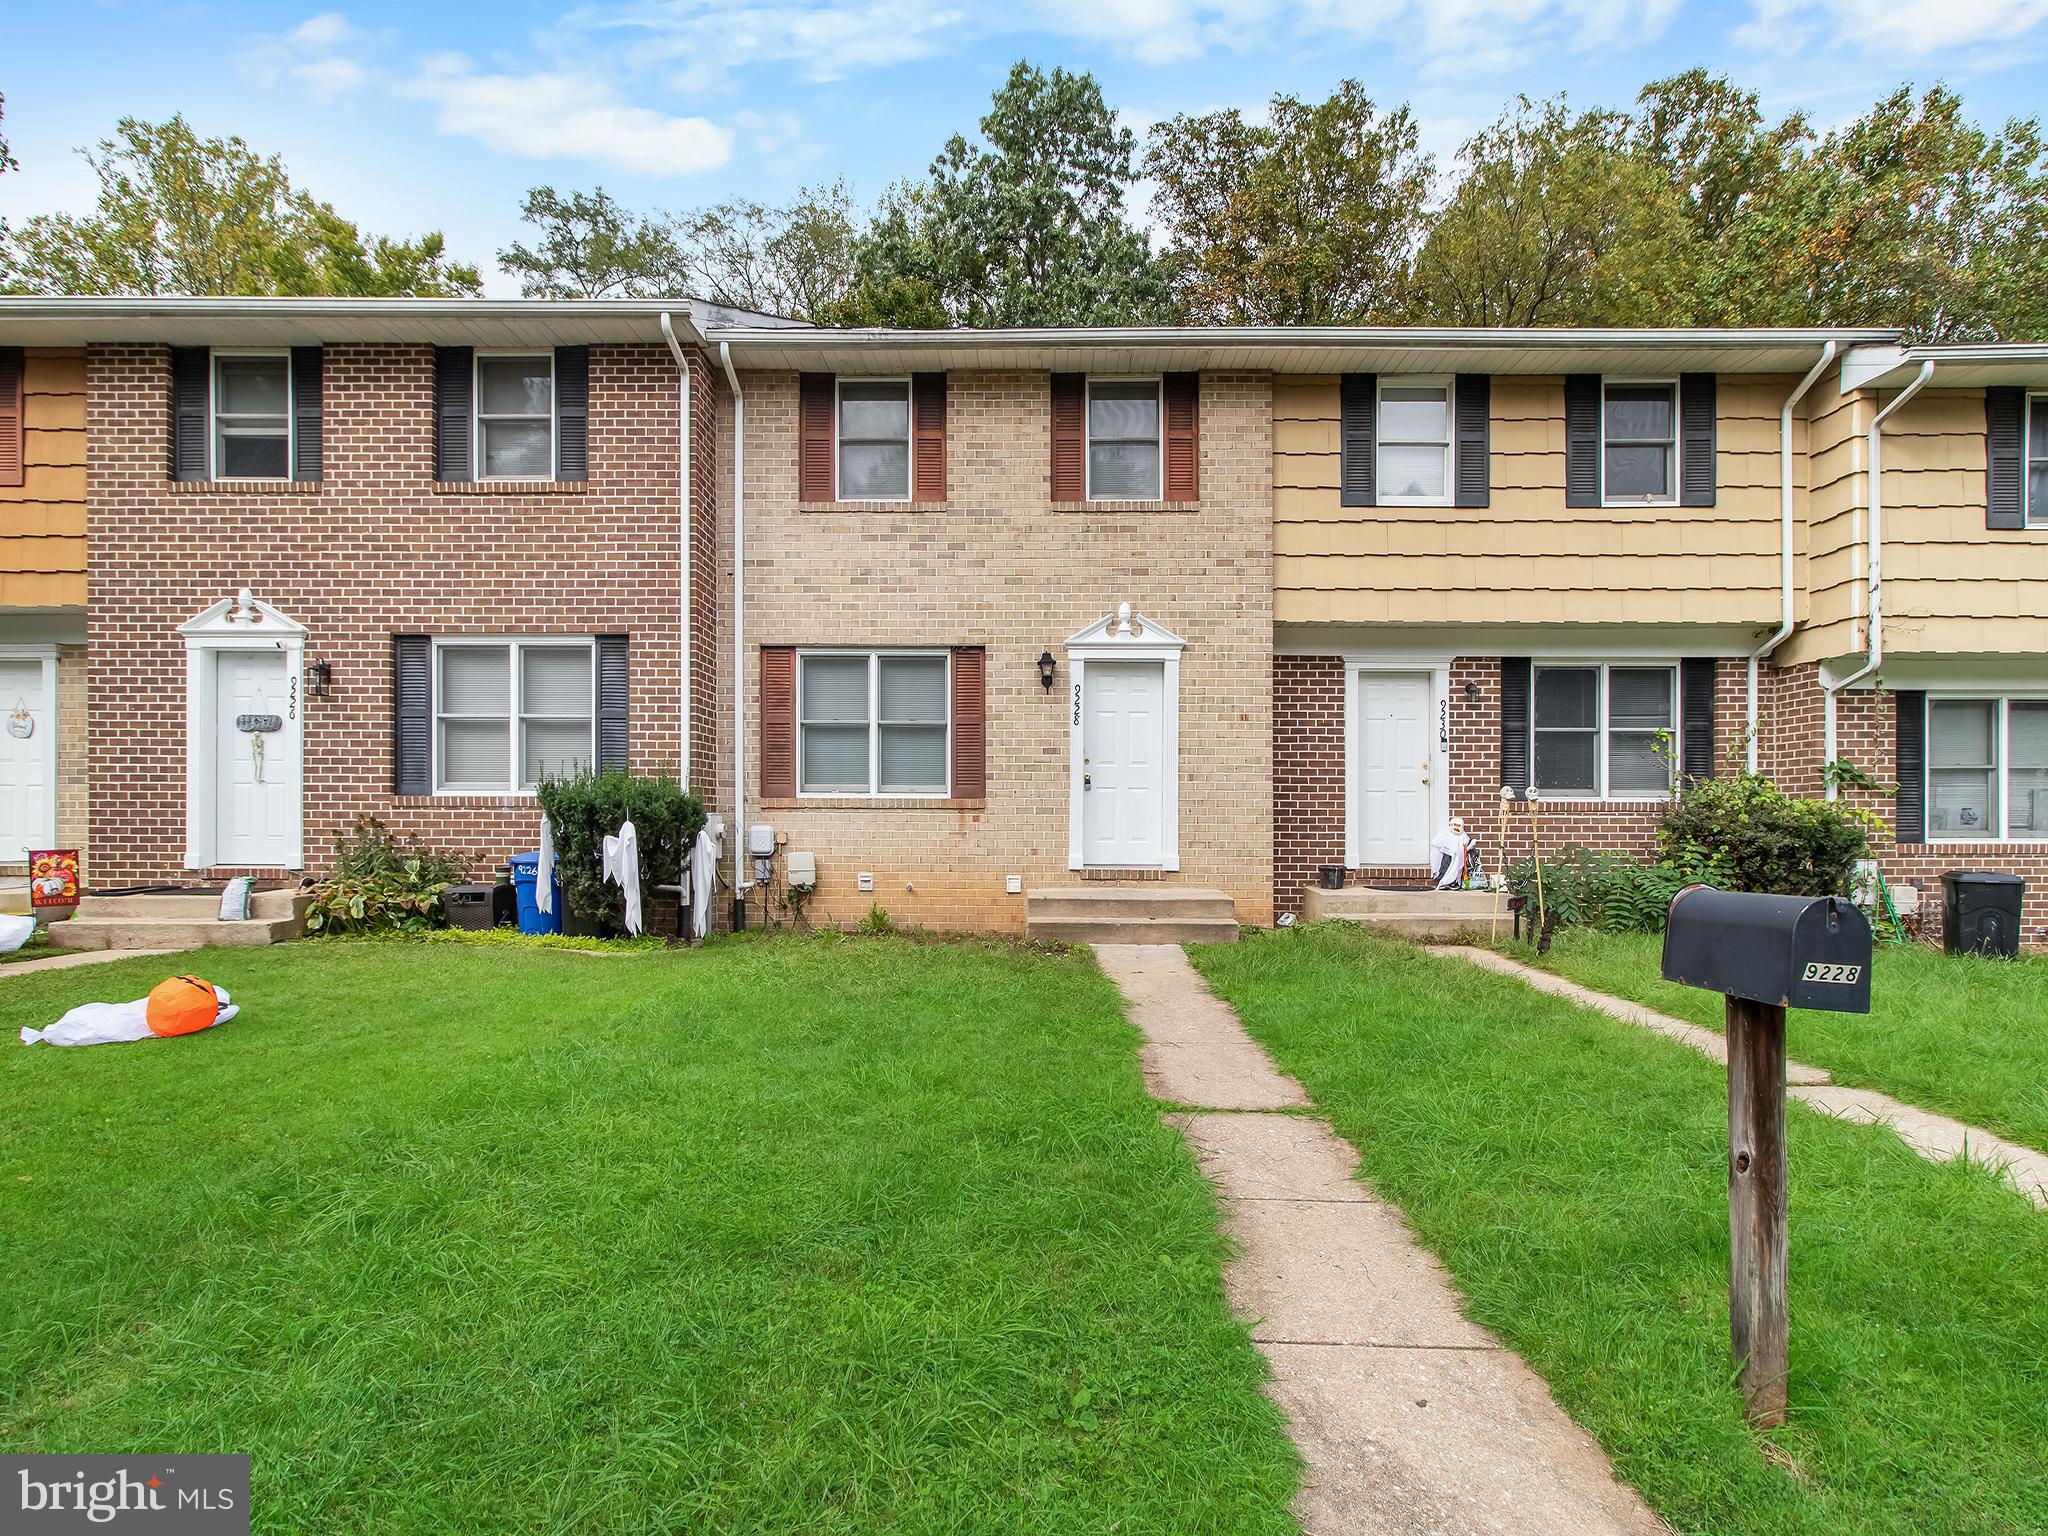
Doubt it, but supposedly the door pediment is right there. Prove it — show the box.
[1065,604,1186,655]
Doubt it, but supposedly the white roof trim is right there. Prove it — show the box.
[1065,605,1187,650]
[179,588,308,641]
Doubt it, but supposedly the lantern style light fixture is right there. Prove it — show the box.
[307,658,333,697]
[1038,651,1057,691]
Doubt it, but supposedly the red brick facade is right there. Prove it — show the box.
[86,341,699,886]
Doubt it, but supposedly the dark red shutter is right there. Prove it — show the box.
[950,646,986,799]
[760,646,797,800]
[0,349,21,489]
[798,374,834,502]
[1050,373,1085,502]
[912,372,947,503]
[1163,372,1199,501]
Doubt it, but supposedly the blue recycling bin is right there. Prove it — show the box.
[508,851,562,935]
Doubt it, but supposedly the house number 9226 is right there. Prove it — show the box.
[1800,962,1862,985]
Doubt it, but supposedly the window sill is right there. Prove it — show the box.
[168,479,320,495]
[1052,500,1201,514]
[760,796,987,812]
[1914,837,2048,848]
[800,500,946,513]
[1526,794,1673,807]
[391,792,539,808]
[434,480,588,495]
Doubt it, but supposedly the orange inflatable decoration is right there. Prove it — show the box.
[21,975,238,1047]
[146,975,225,1038]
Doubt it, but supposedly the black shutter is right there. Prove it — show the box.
[556,345,589,481]
[1500,657,1532,793]
[1987,386,2025,530]
[596,634,629,771]
[291,346,323,483]
[434,346,473,482]
[393,635,431,796]
[1894,691,1927,844]
[1564,374,1600,508]
[1680,658,1717,781]
[171,347,209,481]
[1680,372,1716,507]
[1454,373,1490,508]
[1340,373,1375,507]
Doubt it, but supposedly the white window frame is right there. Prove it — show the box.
[796,648,951,800]
[1925,693,2048,842]
[2027,391,2047,528]
[430,636,595,795]
[833,376,913,503]
[1600,377,1680,508]
[473,350,556,483]
[1374,375,1453,507]
[1531,661,1680,800]
[1084,376,1164,502]
[209,349,293,482]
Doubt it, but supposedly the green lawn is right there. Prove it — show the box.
[1193,924,2048,1536]
[1498,929,2048,1153]
[2,936,1300,1535]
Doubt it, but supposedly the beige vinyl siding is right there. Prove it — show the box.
[0,348,86,609]
[1273,373,1800,626]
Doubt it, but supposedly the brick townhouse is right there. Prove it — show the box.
[0,299,2044,942]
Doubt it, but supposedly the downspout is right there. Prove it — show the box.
[1747,341,1836,772]
[658,312,691,788]
[720,341,747,926]
[1822,358,1934,798]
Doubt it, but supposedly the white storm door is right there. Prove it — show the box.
[214,649,300,867]
[1081,660,1167,866]
[0,658,54,858]
[1356,672,1432,865]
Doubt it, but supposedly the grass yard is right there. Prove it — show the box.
[1499,929,2048,1153]
[1,936,1300,1535]
[1193,924,2048,1536]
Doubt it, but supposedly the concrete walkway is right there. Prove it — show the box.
[1438,945,2048,1211]
[1095,944,1669,1536]
[0,947,178,978]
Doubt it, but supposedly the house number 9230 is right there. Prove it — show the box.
[1800,962,1862,985]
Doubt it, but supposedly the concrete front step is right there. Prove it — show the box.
[1030,914,1241,946]
[1026,886,1235,922]
[51,890,311,952]
[1302,886,1502,918]
[76,888,309,921]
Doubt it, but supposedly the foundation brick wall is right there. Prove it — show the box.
[86,341,694,887]
[710,369,1274,934]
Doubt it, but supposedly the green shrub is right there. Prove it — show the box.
[307,815,471,935]
[1658,771,1873,897]
[535,768,706,934]
[1504,846,1729,934]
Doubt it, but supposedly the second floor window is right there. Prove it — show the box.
[838,380,910,500]
[1087,379,1161,500]
[476,354,554,479]
[213,353,290,479]
[2030,395,2046,526]
[1533,664,1675,797]
[1603,381,1677,504]
[1377,379,1451,503]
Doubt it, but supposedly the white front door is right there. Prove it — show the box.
[1082,660,1167,866]
[1356,672,1432,865]
[214,649,300,867]
[0,657,54,859]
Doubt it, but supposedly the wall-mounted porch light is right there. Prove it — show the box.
[1038,651,1057,692]
[307,658,333,698]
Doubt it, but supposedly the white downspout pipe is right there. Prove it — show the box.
[1748,341,1835,772]
[658,312,692,788]
[1822,358,1934,798]
[720,341,747,922]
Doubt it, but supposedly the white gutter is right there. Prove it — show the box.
[1822,358,1935,796]
[1747,341,1835,771]
[720,340,747,922]
[658,313,692,791]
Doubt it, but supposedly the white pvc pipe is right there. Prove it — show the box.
[658,312,691,788]
[1747,341,1836,772]
[720,341,746,912]
[1823,358,1934,796]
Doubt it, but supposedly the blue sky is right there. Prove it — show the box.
[5,0,2048,294]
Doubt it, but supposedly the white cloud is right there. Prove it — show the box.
[571,0,970,89]
[405,54,735,175]
[239,11,380,100]
[1735,0,2048,55]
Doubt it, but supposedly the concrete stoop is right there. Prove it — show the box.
[1026,886,1238,945]
[1299,885,1508,942]
[50,888,312,952]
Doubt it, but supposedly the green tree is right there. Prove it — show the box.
[0,92,18,178]
[1632,70,1806,244]
[1408,96,1700,326]
[0,116,478,296]
[498,186,685,299]
[1144,82,1432,324]
[829,61,1169,327]
[673,181,858,319]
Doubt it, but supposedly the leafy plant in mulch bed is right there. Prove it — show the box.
[307,815,472,935]
[535,768,705,935]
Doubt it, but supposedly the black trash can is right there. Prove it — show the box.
[1941,871,2023,958]
[444,883,514,931]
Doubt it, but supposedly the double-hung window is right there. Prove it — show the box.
[1376,378,1451,503]
[798,651,949,796]
[1928,697,2048,840]
[838,380,910,500]
[1602,381,1677,504]
[1533,664,1676,797]
[475,353,554,480]
[433,639,594,793]
[212,352,291,479]
[2029,395,2047,526]
[1086,379,1161,500]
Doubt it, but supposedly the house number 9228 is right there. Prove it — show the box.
[1800,962,1862,985]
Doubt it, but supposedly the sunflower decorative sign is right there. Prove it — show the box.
[28,849,79,907]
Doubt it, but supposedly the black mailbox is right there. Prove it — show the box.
[1661,886,1872,1014]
